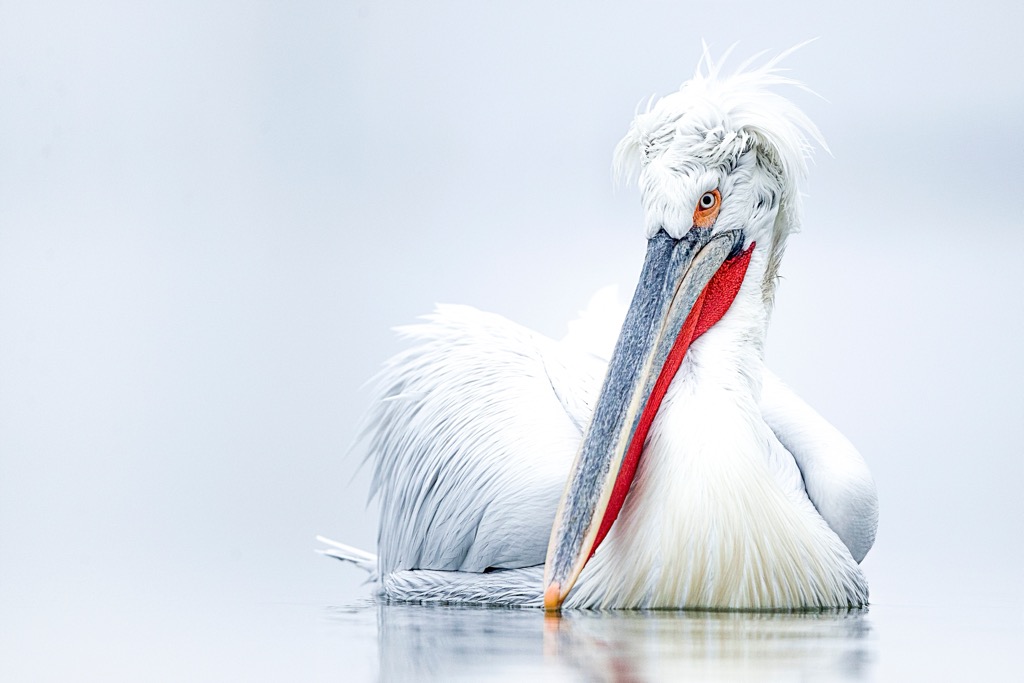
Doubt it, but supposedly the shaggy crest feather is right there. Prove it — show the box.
[614,44,827,303]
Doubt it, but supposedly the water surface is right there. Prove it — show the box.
[327,601,1021,682]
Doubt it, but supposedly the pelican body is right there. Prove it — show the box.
[325,51,878,610]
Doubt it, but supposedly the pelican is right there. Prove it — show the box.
[323,49,878,610]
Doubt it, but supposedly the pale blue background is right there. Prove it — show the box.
[1,1,1022,679]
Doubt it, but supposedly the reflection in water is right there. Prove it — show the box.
[370,603,872,682]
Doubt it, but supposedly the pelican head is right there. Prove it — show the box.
[620,49,824,306]
[543,50,828,610]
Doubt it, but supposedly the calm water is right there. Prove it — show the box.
[2,592,1021,680]
[325,601,1022,682]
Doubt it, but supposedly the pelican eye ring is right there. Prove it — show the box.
[692,189,722,228]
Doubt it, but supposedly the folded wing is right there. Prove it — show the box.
[364,304,605,577]
[760,370,879,563]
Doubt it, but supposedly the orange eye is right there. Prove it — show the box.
[693,189,721,228]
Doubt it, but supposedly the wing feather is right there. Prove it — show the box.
[760,369,879,563]
[363,305,604,576]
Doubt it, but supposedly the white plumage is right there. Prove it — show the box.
[368,305,601,577]
[324,47,878,610]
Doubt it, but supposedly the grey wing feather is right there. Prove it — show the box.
[382,566,544,606]
[760,369,879,563]
[363,304,604,577]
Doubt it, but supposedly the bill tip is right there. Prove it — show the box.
[543,583,562,612]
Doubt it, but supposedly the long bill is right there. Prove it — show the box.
[542,227,753,611]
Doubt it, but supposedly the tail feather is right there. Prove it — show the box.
[316,535,378,578]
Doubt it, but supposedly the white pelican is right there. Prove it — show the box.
[323,49,878,610]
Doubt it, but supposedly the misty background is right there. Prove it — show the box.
[2,1,1022,679]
